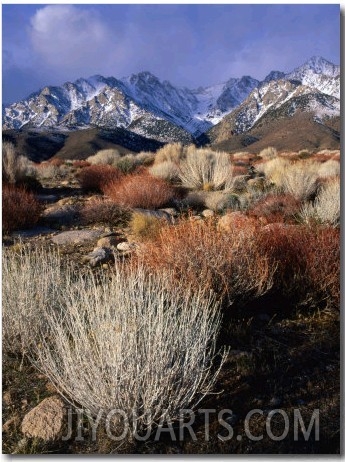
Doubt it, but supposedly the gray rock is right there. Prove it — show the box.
[82,247,114,267]
[42,204,80,225]
[117,241,137,252]
[52,229,103,245]
[13,227,55,239]
[21,395,65,441]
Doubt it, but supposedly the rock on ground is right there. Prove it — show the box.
[82,247,114,267]
[21,395,65,441]
[51,229,104,245]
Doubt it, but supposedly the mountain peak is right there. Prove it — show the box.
[290,56,340,78]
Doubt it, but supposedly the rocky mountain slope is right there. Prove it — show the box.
[3,56,340,149]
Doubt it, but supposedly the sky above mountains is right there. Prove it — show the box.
[2,3,340,105]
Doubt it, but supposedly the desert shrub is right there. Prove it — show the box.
[76,165,123,192]
[130,211,167,241]
[300,178,340,227]
[259,146,278,159]
[32,262,226,437]
[258,224,339,309]
[298,149,312,159]
[137,217,274,307]
[2,141,36,185]
[104,173,177,209]
[115,154,140,174]
[178,148,234,191]
[232,151,251,160]
[181,191,208,210]
[35,162,68,180]
[49,158,65,167]
[233,165,249,176]
[204,191,245,212]
[255,157,290,187]
[2,184,42,233]
[318,160,340,178]
[135,151,155,166]
[248,193,301,224]
[281,162,319,200]
[154,142,185,164]
[73,160,91,168]
[149,161,180,182]
[80,199,131,226]
[2,246,64,356]
[304,227,340,310]
[87,149,121,166]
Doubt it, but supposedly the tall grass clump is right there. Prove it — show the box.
[2,141,36,185]
[104,173,177,209]
[32,262,226,437]
[178,148,234,191]
[300,178,340,227]
[2,184,42,233]
[2,246,64,357]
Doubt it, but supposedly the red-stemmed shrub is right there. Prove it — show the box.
[104,173,177,209]
[48,158,65,167]
[258,224,339,310]
[73,160,91,169]
[136,217,273,306]
[76,165,123,192]
[2,183,42,233]
[80,199,130,226]
[248,193,301,224]
[233,165,248,176]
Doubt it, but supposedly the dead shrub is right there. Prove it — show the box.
[2,183,42,233]
[104,173,177,209]
[76,165,123,192]
[137,217,273,307]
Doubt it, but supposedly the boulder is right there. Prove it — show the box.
[52,229,103,245]
[21,395,65,441]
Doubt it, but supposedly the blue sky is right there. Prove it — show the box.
[2,4,340,104]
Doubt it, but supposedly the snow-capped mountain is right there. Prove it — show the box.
[2,56,340,145]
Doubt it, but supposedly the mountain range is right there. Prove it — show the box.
[2,56,340,156]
